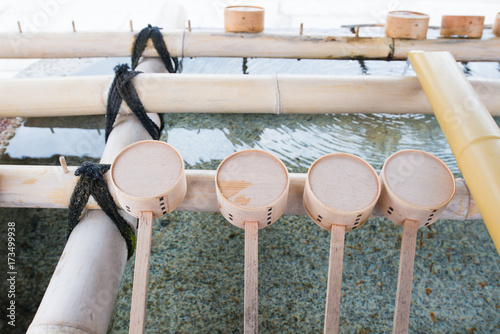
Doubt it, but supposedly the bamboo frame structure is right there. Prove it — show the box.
[0,1,497,332]
[0,165,482,221]
[1,31,500,61]
[1,75,500,117]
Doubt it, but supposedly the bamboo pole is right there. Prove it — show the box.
[1,75,500,117]
[0,167,481,221]
[183,33,392,59]
[409,51,500,254]
[1,30,500,61]
[393,38,500,61]
[26,2,186,333]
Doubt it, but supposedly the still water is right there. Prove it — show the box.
[1,53,500,333]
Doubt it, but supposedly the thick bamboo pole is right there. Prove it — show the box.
[409,51,500,254]
[1,75,500,117]
[26,72,161,334]
[0,31,184,59]
[0,166,481,221]
[394,38,500,61]
[183,33,392,59]
[1,30,500,61]
[26,2,186,333]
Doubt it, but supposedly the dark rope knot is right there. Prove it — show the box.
[106,24,180,142]
[74,161,110,180]
[68,161,136,259]
[132,24,179,73]
[105,63,162,142]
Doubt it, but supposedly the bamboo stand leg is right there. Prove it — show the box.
[324,225,345,334]
[244,221,259,334]
[129,211,154,334]
[393,219,419,334]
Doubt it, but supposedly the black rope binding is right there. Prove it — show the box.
[106,24,179,141]
[105,64,162,142]
[67,162,136,259]
[131,24,179,73]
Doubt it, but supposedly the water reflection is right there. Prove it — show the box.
[166,128,244,165]
[162,112,457,174]
[5,125,104,159]
[8,108,496,176]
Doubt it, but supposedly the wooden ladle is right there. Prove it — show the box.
[303,153,381,333]
[215,149,290,334]
[110,140,187,334]
[378,150,455,334]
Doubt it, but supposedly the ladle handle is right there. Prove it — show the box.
[393,219,419,334]
[324,225,346,334]
[244,221,259,334]
[129,211,154,334]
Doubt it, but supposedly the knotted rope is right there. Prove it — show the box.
[105,64,163,142]
[106,24,179,141]
[67,25,179,259]
[67,162,136,259]
[131,24,179,73]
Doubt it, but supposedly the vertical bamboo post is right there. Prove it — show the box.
[27,2,186,333]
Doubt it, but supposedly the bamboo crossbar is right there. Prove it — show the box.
[2,74,500,117]
[0,165,482,221]
[1,31,500,61]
